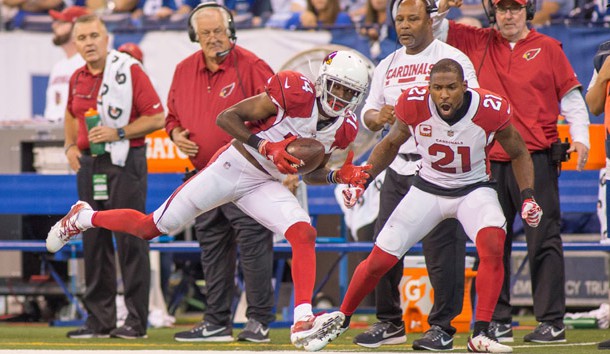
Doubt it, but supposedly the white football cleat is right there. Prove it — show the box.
[46,201,92,253]
[290,311,345,351]
[467,330,513,353]
[304,321,348,352]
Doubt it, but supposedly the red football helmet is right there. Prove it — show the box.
[118,43,144,63]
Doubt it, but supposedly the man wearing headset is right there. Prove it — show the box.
[352,0,478,351]
[434,0,590,343]
[166,2,276,343]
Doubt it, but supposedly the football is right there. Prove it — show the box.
[286,137,326,174]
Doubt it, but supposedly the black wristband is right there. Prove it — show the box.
[246,134,264,150]
[520,188,535,201]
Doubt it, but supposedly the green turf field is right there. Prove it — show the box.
[1,317,609,353]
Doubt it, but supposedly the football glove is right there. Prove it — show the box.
[333,151,372,185]
[342,184,364,209]
[521,198,543,228]
[258,136,302,174]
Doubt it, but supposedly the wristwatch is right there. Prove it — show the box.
[117,128,126,140]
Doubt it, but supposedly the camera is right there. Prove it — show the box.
[550,138,570,163]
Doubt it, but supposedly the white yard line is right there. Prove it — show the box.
[0,342,600,353]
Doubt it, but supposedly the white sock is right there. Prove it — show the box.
[77,209,94,229]
[294,303,313,324]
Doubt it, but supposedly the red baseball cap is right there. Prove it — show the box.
[118,43,144,63]
[49,6,90,23]
[492,0,527,5]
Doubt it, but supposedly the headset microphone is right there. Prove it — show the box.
[216,49,231,58]
[215,40,236,58]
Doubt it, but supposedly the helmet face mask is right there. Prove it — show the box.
[321,78,363,115]
[316,50,369,117]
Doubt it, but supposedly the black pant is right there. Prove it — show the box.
[77,146,150,334]
[491,152,565,327]
[373,168,466,335]
[195,203,275,327]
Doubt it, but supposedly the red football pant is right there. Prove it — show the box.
[285,222,317,307]
[92,210,161,240]
[340,246,399,316]
[474,226,505,322]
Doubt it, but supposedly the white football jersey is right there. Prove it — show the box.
[363,39,479,175]
[395,86,512,189]
[244,71,358,179]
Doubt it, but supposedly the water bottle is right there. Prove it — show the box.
[84,108,106,156]
[564,317,598,329]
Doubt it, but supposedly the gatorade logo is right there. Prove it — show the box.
[405,279,424,301]
[400,274,434,314]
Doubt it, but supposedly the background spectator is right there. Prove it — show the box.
[357,0,397,61]
[453,0,490,26]
[132,0,180,20]
[2,0,61,29]
[284,0,352,28]
[266,0,305,27]
[3,0,61,14]
[531,0,575,26]
[45,6,90,122]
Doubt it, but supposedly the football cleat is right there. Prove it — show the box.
[489,321,514,343]
[290,311,345,351]
[47,201,92,253]
[467,330,513,353]
[353,321,406,348]
[523,322,566,343]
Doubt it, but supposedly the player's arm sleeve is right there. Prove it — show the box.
[266,71,315,117]
[561,89,590,148]
[393,90,414,126]
[335,112,359,150]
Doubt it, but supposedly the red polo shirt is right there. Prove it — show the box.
[67,63,163,151]
[165,46,274,169]
[447,23,581,161]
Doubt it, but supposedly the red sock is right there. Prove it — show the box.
[340,246,399,316]
[284,222,317,307]
[92,210,161,240]
[474,227,505,322]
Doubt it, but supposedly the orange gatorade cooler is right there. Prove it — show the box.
[399,256,476,333]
